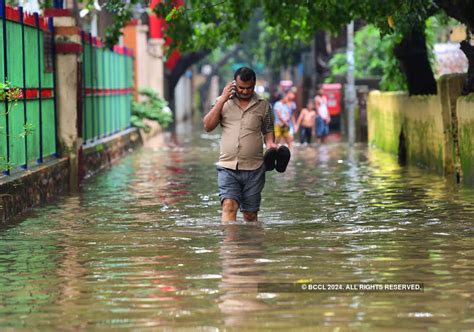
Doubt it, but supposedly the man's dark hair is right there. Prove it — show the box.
[234,67,256,82]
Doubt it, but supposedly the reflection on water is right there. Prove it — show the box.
[219,222,269,327]
[0,123,473,330]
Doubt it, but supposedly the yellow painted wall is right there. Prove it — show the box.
[368,74,468,178]
[368,92,443,172]
[457,96,474,184]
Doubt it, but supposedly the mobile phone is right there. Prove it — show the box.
[229,80,236,99]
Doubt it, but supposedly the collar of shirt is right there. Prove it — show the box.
[231,93,263,111]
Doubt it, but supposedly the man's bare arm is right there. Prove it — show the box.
[203,97,225,132]
[264,132,277,150]
[203,81,234,132]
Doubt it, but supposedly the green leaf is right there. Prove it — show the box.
[131,88,173,130]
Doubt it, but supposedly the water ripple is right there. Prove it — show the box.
[0,129,473,330]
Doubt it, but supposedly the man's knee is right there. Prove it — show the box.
[222,199,239,214]
[243,211,258,221]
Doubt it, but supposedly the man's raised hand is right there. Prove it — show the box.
[222,81,235,100]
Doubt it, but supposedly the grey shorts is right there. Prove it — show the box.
[217,164,266,212]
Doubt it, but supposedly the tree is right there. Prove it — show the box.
[326,25,408,91]
[435,0,474,94]
[190,9,309,112]
[151,0,473,95]
[76,0,473,95]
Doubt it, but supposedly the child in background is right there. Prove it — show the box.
[295,99,317,144]
[315,88,331,144]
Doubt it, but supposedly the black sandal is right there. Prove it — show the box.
[275,145,291,173]
[263,148,277,171]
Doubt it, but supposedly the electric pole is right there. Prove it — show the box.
[346,21,356,145]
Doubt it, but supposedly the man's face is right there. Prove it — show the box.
[235,77,255,100]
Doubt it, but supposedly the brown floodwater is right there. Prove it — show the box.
[0,123,473,331]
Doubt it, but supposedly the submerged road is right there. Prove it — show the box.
[0,122,473,330]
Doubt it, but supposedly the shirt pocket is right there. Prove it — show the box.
[245,112,263,132]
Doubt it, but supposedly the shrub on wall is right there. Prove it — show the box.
[131,88,173,132]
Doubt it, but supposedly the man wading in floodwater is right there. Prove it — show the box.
[203,67,289,222]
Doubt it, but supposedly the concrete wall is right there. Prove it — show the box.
[368,92,405,155]
[174,71,193,123]
[0,159,69,222]
[147,38,165,99]
[79,128,141,180]
[210,75,220,108]
[368,74,474,183]
[457,96,474,184]
[0,12,160,224]
[368,92,444,172]
[123,24,165,100]
[50,13,83,191]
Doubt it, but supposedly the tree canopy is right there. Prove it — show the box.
[75,0,443,51]
[153,0,437,53]
[80,0,473,94]
[151,0,474,95]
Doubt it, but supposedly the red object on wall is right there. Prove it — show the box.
[149,0,163,39]
[25,89,38,99]
[321,83,342,116]
[148,0,182,71]
[41,89,53,98]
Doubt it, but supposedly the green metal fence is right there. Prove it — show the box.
[1,2,57,175]
[81,32,133,143]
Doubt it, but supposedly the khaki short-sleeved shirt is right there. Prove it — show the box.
[216,94,274,171]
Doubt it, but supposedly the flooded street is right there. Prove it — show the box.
[1,123,473,331]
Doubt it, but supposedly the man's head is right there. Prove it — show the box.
[233,67,256,100]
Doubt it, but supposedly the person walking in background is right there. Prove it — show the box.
[269,89,282,107]
[203,67,277,222]
[295,98,317,144]
[315,88,331,144]
[273,90,296,148]
[287,89,297,143]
